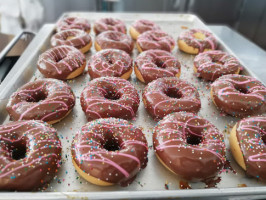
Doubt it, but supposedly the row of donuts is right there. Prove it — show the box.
[0,112,221,190]
[38,44,182,83]
[7,72,266,124]
[55,16,217,54]
[40,40,244,83]
[53,17,171,54]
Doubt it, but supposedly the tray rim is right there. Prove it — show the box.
[1,187,266,199]
[0,12,266,199]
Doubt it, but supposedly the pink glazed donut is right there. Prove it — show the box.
[129,19,161,40]
[80,77,140,121]
[6,78,75,124]
[94,18,126,35]
[194,50,242,81]
[56,17,91,33]
[136,30,175,52]
[87,49,133,80]
[178,29,217,54]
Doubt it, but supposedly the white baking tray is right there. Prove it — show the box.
[0,12,266,200]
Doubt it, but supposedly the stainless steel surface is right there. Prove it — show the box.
[0,31,35,64]
[0,13,266,199]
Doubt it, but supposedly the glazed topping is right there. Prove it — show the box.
[137,30,175,52]
[135,49,181,83]
[37,45,86,80]
[6,79,75,122]
[88,49,133,79]
[143,77,201,120]
[211,74,266,117]
[71,118,148,186]
[132,19,161,34]
[236,116,266,181]
[95,31,134,54]
[194,50,242,81]
[94,18,126,35]
[80,77,139,121]
[56,17,91,32]
[0,120,62,190]
[178,29,217,52]
[153,112,226,181]
[51,29,92,49]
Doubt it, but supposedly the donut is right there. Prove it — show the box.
[94,18,126,35]
[194,50,242,81]
[0,120,62,190]
[230,116,266,181]
[87,49,133,80]
[56,16,91,33]
[153,112,226,181]
[143,77,201,120]
[129,19,161,40]
[37,45,86,80]
[211,74,266,117]
[134,49,181,83]
[136,30,175,52]
[95,31,134,54]
[51,29,92,53]
[178,29,217,54]
[71,118,148,186]
[80,77,139,121]
[6,79,75,124]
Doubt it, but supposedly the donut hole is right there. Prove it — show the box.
[66,36,75,41]
[104,90,121,100]
[185,123,204,145]
[26,92,47,102]
[213,60,224,65]
[107,59,114,65]
[103,135,120,151]
[215,61,223,65]
[212,57,224,65]
[54,53,67,63]
[234,86,248,94]
[155,59,166,68]
[186,135,202,145]
[193,32,206,40]
[261,133,266,144]
[11,142,27,160]
[165,88,182,99]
